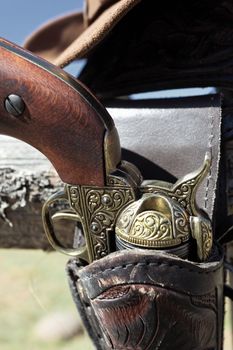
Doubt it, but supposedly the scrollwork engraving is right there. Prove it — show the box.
[67,184,136,260]
[132,211,172,241]
[173,203,190,238]
[84,187,135,259]
[201,221,213,260]
[68,185,82,217]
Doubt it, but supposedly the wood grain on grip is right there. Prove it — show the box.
[0,38,120,186]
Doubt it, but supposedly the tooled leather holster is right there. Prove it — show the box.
[67,95,226,350]
[68,249,223,350]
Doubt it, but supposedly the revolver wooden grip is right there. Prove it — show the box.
[0,38,120,185]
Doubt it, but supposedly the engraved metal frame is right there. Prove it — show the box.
[42,155,213,263]
[42,174,137,264]
[115,154,213,261]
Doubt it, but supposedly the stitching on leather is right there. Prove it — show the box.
[205,109,214,209]
[81,261,222,281]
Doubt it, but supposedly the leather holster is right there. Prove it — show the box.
[67,247,224,350]
[66,94,226,350]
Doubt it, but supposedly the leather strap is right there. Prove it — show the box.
[107,94,221,220]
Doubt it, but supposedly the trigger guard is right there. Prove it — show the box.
[42,190,89,262]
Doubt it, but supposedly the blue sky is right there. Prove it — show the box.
[0,1,85,75]
[0,1,83,45]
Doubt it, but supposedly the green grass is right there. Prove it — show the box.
[0,249,93,350]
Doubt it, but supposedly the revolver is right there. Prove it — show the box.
[0,38,213,264]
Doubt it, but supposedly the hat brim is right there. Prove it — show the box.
[24,0,140,68]
[24,12,85,65]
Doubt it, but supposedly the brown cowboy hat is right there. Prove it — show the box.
[24,0,141,68]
